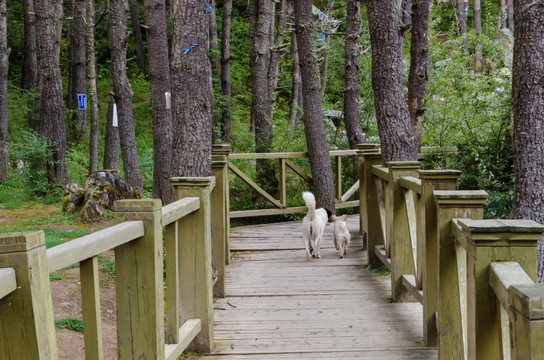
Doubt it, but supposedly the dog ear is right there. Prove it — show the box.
[326,209,333,221]
[331,215,337,221]
[341,214,348,221]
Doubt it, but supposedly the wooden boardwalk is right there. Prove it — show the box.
[200,216,437,359]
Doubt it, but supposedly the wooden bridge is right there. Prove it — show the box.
[1,144,544,359]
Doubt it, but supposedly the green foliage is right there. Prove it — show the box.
[98,257,116,285]
[49,273,65,281]
[54,318,84,333]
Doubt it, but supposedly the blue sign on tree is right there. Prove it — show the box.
[77,94,87,110]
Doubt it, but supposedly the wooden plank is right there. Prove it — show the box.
[341,180,359,203]
[165,319,202,360]
[162,197,200,226]
[284,159,312,184]
[228,163,284,209]
[371,165,390,182]
[229,150,356,160]
[399,176,422,194]
[80,256,104,360]
[47,221,144,272]
[375,245,391,270]
[402,274,424,304]
[165,222,180,343]
[0,268,16,300]
[335,156,342,201]
[489,262,533,309]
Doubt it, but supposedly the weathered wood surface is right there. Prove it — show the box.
[200,216,436,359]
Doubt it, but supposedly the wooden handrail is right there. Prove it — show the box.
[0,268,16,300]
[47,221,145,272]
[398,176,422,194]
[371,165,390,181]
[162,197,200,226]
[489,262,533,309]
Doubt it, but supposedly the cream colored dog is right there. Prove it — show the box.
[302,191,329,260]
[331,214,350,259]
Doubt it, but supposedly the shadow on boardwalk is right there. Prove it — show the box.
[200,216,437,359]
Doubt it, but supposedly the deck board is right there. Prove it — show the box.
[201,216,437,359]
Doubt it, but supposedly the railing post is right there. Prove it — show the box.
[386,161,421,302]
[357,144,381,258]
[418,170,461,347]
[357,143,380,241]
[212,144,231,297]
[171,177,215,352]
[114,199,165,359]
[433,191,487,359]
[0,231,58,359]
[509,283,544,360]
[456,219,542,360]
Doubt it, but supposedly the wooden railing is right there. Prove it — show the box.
[0,177,224,359]
[358,144,544,359]
[213,143,360,219]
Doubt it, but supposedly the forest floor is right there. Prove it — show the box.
[0,205,119,359]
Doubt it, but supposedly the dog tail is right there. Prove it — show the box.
[302,191,316,220]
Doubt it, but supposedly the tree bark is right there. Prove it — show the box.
[293,0,335,214]
[68,0,88,142]
[499,0,506,29]
[35,0,68,185]
[129,0,147,75]
[0,0,8,180]
[407,0,430,148]
[343,0,365,180]
[87,0,99,173]
[510,0,544,282]
[366,0,418,162]
[144,0,174,204]
[474,0,482,68]
[219,0,232,143]
[249,0,277,195]
[506,0,514,29]
[402,0,412,28]
[21,0,37,94]
[269,0,288,102]
[103,96,120,170]
[320,0,333,95]
[289,20,303,132]
[209,0,219,74]
[109,0,144,192]
[170,0,213,177]
[456,0,468,48]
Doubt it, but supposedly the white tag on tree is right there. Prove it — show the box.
[165,92,171,109]
[112,103,118,127]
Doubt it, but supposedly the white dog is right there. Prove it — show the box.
[302,191,329,260]
[331,214,350,259]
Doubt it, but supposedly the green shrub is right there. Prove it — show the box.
[54,318,84,333]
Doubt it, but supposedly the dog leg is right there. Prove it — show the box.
[304,237,312,260]
[315,238,321,258]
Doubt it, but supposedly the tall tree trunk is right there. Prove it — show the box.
[170,0,213,177]
[268,0,288,102]
[402,0,413,28]
[343,0,365,180]
[249,0,277,195]
[0,0,8,180]
[510,0,544,282]
[293,0,335,214]
[109,0,144,192]
[68,0,87,142]
[35,0,68,185]
[506,0,513,29]
[22,0,38,130]
[21,0,37,92]
[474,0,482,68]
[499,0,506,29]
[407,0,431,148]
[129,0,147,75]
[219,0,232,143]
[366,0,418,162]
[456,0,468,48]
[103,96,120,170]
[144,0,174,204]
[209,0,219,74]
[320,0,333,95]
[87,0,99,173]
[289,23,303,132]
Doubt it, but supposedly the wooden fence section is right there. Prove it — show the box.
[358,145,544,360]
[0,177,225,360]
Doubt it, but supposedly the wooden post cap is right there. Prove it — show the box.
[418,169,462,180]
[113,199,162,212]
[0,231,45,253]
[356,143,380,151]
[434,190,488,207]
[171,177,216,190]
[385,161,422,170]
[457,219,544,235]
[509,284,544,320]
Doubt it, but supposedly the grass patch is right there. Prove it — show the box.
[99,257,116,285]
[177,350,202,359]
[54,318,84,333]
[0,227,90,248]
[49,273,65,281]
[365,265,391,277]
